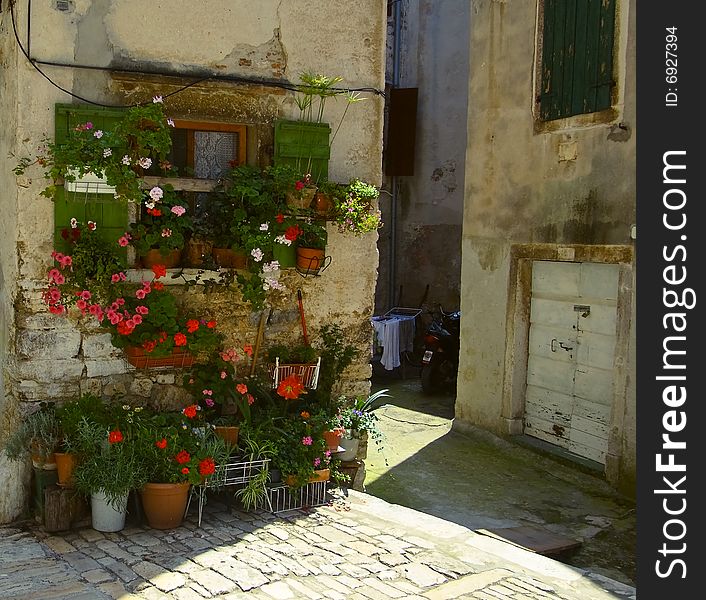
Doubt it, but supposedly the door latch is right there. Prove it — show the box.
[550,338,574,353]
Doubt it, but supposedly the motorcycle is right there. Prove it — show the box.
[420,305,461,395]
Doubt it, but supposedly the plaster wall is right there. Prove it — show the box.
[1,0,386,523]
[458,0,636,491]
[377,0,469,312]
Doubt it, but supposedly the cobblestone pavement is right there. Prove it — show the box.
[0,489,636,600]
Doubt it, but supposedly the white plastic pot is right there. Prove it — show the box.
[337,435,360,462]
[91,490,128,532]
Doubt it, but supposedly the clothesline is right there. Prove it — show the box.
[371,314,416,370]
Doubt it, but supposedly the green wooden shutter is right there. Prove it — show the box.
[53,104,129,253]
[539,0,616,121]
[273,120,330,183]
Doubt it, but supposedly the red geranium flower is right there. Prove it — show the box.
[155,438,167,449]
[152,264,167,279]
[142,340,157,353]
[181,467,190,475]
[276,374,306,400]
[183,404,198,419]
[108,430,123,444]
[153,281,165,291]
[206,320,217,329]
[174,332,187,346]
[198,458,216,477]
[276,213,284,224]
[175,450,191,464]
[186,319,199,333]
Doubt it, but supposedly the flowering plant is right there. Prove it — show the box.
[14,98,175,202]
[334,179,382,235]
[183,349,256,424]
[128,184,193,257]
[295,219,328,250]
[273,410,330,487]
[43,219,126,314]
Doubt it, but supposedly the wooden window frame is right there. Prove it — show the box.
[142,120,247,193]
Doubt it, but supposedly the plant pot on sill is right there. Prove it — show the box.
[212,247,249,269]
[272,243,297,268]
[286,186,317,211]
[295,246,331,275]
[313,191,332,216]
[125,346,195,369]
[140,248,182,269]
[185,238,213,267]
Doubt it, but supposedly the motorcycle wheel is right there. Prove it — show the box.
[421,363,445,395]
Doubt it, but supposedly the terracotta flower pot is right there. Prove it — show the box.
[296,246,330,275]
[214,426,240,447]
[323,429,344,452]
[140,248,182,269]
[212,247,248,269]
[184,239,213,267]
[285,468,330,487]
[313,191,332,216]
[140,482,191,530]
[54,452,77,487]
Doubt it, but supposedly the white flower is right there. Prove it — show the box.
[259,222,269,231]
[121,155,131,165]
[263,277,285,292]
[145,200,156,210]
[152,95,163,104]
[167,118,175,127]
[138,157,152,169]
[250,248,264,262]
[93,130,104,139]
[262,261,280,273]
[70,218,78,229]
[274,234,292,246]
[103,148,112,158]
[149,186,163,201]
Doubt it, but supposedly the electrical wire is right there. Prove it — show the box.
[9,0,385,108]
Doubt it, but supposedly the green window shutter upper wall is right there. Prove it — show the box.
[540,0,616,121]
[273,120,330,183]
[53,104,129,254]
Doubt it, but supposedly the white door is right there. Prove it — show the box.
[524,261,619,464]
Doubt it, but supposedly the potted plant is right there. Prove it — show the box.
[313,179,345,217]
[274,411,331,488]
[295,220,329,275]
[2,402,60,470]
[43,219,127,316]
[337,389,390,461]
[333,179,382,235]
[55,393,108,487]
[129,184,193,268]
[137,410,223,529]
[233,427,277,509]
[14,98,174,204]
[72,413,149,532]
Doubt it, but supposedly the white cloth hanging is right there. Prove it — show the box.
[371,314,416,370]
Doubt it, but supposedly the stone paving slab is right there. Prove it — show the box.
[0,490,635,599]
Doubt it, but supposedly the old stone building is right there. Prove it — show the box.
[0,1,386,523]
[456,0,636,495]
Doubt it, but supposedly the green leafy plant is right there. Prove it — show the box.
[295,219,328,250]
[43,220,127,315]
[334,179,382,235]
[2,403,60,465]
[128,184,193,257]
[56,393,109,453]
[266,343,318,365]
[14,99,174,202]
[337,388,390,450]
[314,324,357,405]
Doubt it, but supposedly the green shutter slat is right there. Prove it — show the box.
[594,0,616,111]
[53,104,129,254]
[570,0,590,116]
[559,0,577,118]
[583,0,602,113]
[550,0,566,120]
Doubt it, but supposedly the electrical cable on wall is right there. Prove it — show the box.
[9,0,385,108]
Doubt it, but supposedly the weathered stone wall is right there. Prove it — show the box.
[457,0,636,492]
[0,0,386,523]
[376,0,469,312]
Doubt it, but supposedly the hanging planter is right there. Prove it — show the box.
[295,246,331,276]
[125,346,195,369]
